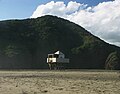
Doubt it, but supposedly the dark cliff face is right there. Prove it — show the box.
[0,15,120,69]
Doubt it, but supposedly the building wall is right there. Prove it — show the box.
[47,58,69,63]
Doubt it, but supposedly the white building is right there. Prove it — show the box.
[47,51,69,70]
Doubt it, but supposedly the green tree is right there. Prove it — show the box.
[105,51,120,70]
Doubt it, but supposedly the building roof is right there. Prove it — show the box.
[54,51,64,55]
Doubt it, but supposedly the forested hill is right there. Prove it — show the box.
[0,15,120,69]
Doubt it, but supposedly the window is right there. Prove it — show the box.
[54,54,59,58]
[48,55,53,58]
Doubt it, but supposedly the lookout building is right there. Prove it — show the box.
[47,51,69,70]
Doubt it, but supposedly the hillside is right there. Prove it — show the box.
[0,15,120,69]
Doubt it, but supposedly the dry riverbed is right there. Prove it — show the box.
[0,70,119,94]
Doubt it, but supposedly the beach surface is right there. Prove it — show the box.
[0,70,119,94]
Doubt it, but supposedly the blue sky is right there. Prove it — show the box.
[0,0,112,21]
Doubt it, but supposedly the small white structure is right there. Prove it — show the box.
[47,51,69,70]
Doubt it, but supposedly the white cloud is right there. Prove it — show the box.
[31,0,120,47]
[31,1,85,18]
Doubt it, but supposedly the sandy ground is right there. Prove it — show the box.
[0,70,119,94]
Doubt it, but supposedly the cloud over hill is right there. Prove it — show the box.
[31,0,120,47]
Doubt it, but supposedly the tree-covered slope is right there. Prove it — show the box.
[0,15,120,69]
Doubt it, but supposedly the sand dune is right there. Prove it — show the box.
[0,70,119,94]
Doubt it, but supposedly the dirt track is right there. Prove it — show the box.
[0,70,119,94]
